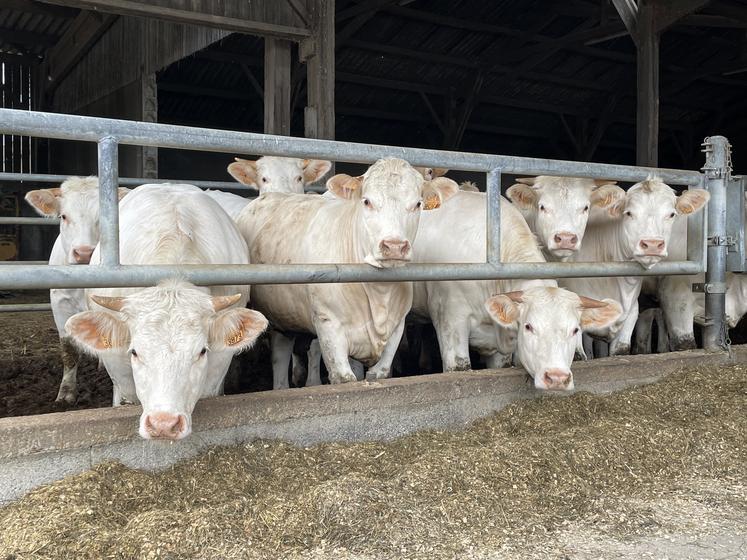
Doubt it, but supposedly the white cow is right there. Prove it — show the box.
[507,176,624,261]
[25,177,129,404]
[408,190,622,389]
[204,189,251,221]
[637,195,747,352]
[65,183,267,440]
[227,156,331,193]
[560,178,710,355]
[237,158,458,387]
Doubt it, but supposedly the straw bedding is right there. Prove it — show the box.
[1,363,744,559]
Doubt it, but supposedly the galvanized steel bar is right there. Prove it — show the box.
[687,175,708,266]
[0,217,59,226]
[0,109,703,185]
[0,172,255,191]
[0,261,48,265]
[701,136,731,351]
[486,168,502,264]
[0,303,51,312]
[0,261,703,290]
[98,137,120,266]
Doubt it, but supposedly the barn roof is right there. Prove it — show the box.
[1,0,747,169]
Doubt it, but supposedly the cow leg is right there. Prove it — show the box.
[433,317,471,372]
[581,333,594,360]
[659,276,697,351]
[484,352,511,369]
[593,339,610,358]
[366,318,406,380]
[270,331,294,390]
[350,359,365,380]
[314,319,357,384]
[609,301,638,356]
[56,336,79,404]
[306,339,323,387]
[654,309,670,353]
[633,308,656,354]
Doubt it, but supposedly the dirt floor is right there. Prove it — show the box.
[0,363,744,559]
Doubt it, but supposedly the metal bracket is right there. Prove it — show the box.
[708,235,736,247]
[692,282,727,294]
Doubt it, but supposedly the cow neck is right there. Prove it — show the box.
[584,216,632,263]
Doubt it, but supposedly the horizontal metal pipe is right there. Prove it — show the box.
[0,172,323,193]
[0,261,48,265]
[0,303,51,312]
[0,109,704,185]
[0,217,59,226]
[0,261,704,290]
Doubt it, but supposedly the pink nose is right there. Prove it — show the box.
[638,238,665,255]
[553,232,578,250]
[543,369,572,390]
[379,238,411,259]
[144,412,187,440]
[72,245,95,264]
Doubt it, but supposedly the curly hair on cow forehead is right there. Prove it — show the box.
[362,158,423,185]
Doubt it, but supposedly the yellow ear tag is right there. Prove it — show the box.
[423,195,440,210]
[226,331,243,346]
[100,336,112,349]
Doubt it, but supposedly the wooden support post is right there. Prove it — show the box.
[140,72,158,178]
[302,0,335,140]
[636,0,659,167]
[264,38,292,135]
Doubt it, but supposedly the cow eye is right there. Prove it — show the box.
[668,211,676,218]
[296,175,303,182]
[60,214,67,221]
[362,198,372,208]
[415,200,423,209]
[199,347,207,357]
[262,177,268,183]
[624,210,633,218]
[130,349,138,358]
[582,205,589,212]
[572,327,580,336]
[539,204,546,212]
[524,323,534,333]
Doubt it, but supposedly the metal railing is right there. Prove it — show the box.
[0,109,731,350]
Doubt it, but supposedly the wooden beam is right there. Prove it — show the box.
[636,0,659,166]
[0,52,42,66]
[0,27,57,47]
[583,92,621,160]
[0,0,78,18]
[678,13,747,28]
[611,0,639,39]
[303,0,335,140]
[46,10,117,90]
[284,0,309,26]
[655,0,711,32]
[37,0,311,41]
[445,70,484,149]
[418,91,445,134]
[239,62,263,99]
[264,38,292,135]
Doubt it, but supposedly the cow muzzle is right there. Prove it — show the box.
[72,245,95,264]
[551,231,579,251]
[141,412,189,440]
[637,238,666,256]
[540,368,574,391]
[378,238,411,261]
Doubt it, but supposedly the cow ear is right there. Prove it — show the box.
[431,168,448,178]
[506,183,538,209]
[210,308,268,352]
[676,189,710,215]
[25,188,62,217]
[65,311,129,355]
[227,158,259,186]
[590,183,625,209]
[327,174,363,200]
[485,295,521,327]
[580,298,622,330]
[117,187,131,201]
[302,159,332,183]
[422,177,459,210]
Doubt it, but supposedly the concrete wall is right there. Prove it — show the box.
[0,347,740,504]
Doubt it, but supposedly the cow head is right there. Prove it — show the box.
[65,280,267,440]
[326,158,458,268]
[485,287,622,391]
[507,176,624,260]
[227,156,331,194]
[606,178,710,268]
[25,177,129,264]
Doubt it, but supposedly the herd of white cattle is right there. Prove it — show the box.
[22,155,725,441]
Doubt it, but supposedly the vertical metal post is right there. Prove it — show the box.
[98,136,120,267]
[701,136,731,352]
[486,167,502,265]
